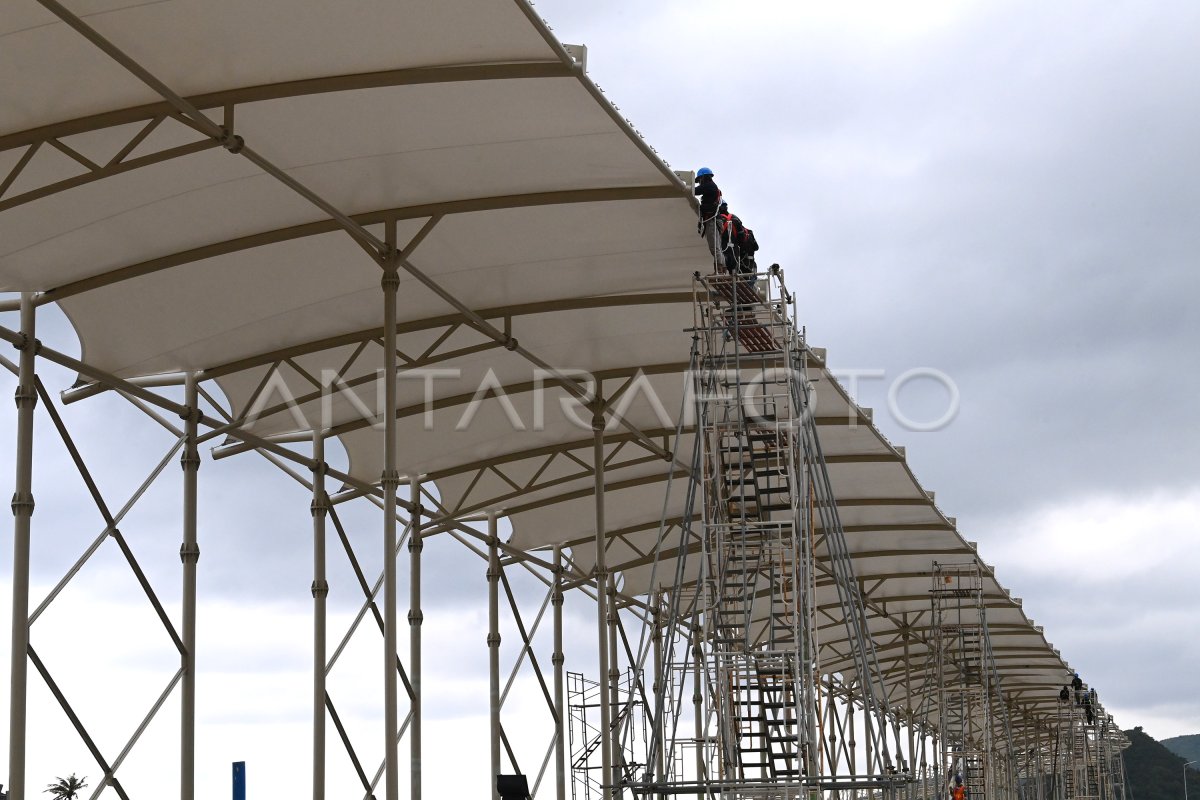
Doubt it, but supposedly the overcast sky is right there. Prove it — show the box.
[2,1,1199,797]
[531,0,1200,735]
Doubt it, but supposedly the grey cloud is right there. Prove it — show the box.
[532,0,1200,733]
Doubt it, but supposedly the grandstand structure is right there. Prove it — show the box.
[0,2,1127,799]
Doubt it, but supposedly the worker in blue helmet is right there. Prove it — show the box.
[694,167,724,270]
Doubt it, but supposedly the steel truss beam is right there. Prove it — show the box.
[26,0,683,495]
[324,360,690,437]
[0,122,219,213]
[0,63,576,155]
[201,293,694,380]
[36,188,684,305]
[0,323,404,507]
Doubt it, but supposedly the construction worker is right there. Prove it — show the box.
[694,167,723,269]
[1059,685,1070,703]
[715,201,739,273]
[952,775,967,800]
[1071,672,1083,704]
[730,212,760,276]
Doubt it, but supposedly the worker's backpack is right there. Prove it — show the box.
[730,215,759,255]
[739,226,759,255]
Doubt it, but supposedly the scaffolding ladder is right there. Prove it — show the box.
[1054,680,1123,800]
[933,561,1011,800]
[569,669,649,800]
[688,267,898,797]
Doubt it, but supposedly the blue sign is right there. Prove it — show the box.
[232,761,246,800]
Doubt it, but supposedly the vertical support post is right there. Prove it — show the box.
[1037,725,1047,800]
[607,574,621,790]
[691,628,704,786]
[7,292,36,800]
[311,429,329,800]
[1031,724,1038,800]
[815,663,825,778]
[409,478,423,800]
[1018,718,1027,800]
[921,730,930,800]
[180,373,201,800]
[488,514,502,800]
[849,694,858,775]
[651,601,666,798]
[827,676,842,776]
[552,545,567,800]
[592,410,612,799]
[381,236,401,800]
[933,729,940,799]
[904,632,916,793]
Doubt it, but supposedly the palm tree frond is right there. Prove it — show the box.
[43,773,88,799]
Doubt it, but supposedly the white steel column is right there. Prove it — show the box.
[552,545,567,800]
[691,628,704,786]
[606,574,621,789]
[409,477,424,800]
[180,373,200,800]
[651,602,666,796]
[382,246,401,800]
[311,430,329,800]
[592,411,612,800]
[905,632,916,788]
[1037,724,1047,800]
[488,514,502,800]
[7,293,36,800]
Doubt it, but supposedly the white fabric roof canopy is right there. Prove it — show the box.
[0,0,1106,737]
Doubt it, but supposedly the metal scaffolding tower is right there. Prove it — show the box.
[697,270,814,793]
[613,267,903,799]
[1052,681,1125,800]
[569,669,650,800]
[931,561,1015,800]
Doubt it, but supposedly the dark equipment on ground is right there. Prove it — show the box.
[497,773,531,800]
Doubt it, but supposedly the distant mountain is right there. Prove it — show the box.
[1163,734,1200,765]
[1124,727,1200,800]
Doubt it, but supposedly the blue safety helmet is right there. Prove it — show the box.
[696,167,714,178]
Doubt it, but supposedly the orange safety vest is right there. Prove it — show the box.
[953,785,967,800]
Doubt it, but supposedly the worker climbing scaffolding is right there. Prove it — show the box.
[1055,679,1119,800]
[730,211,760,276]
[695,168,763,278]
[715,202,738,273]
